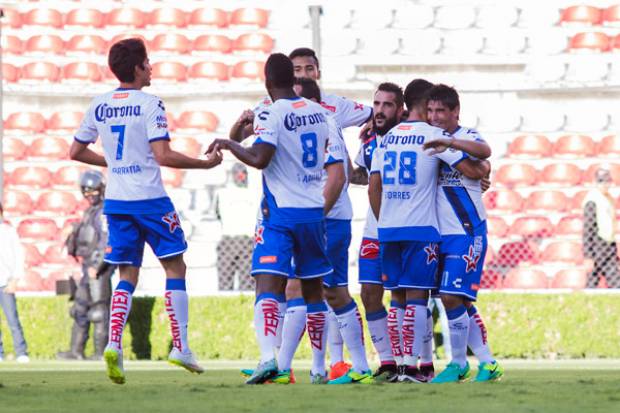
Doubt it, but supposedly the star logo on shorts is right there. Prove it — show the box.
[162,212,181,233]
[462,245,480,273]
[424,243,438,264]
[255,225,265,245]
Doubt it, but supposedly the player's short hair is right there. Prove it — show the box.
[265,53,295,89]
[404,79,434,111]
[288,47,320,68]
[108,38,147,83]
[427,84,460,111]
[295,77,321,102]
[377,82,404,108]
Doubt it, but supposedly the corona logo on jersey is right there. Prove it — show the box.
[94,103,142,123]
[283,111,327,132]
[162,211,181,233]
[424,243,439,264]
[360,239,380,259]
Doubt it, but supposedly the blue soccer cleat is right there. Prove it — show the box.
[327,369,373,384]
[474,361,504,382]
[431,362,471,384]
[245,359,278,385]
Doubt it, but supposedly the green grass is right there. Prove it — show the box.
[0,361,619,413]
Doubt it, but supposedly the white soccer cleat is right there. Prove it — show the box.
[168,348,204,374]
[16,355,30,363]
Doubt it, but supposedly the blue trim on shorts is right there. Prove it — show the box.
[334,300,357,315]
[378,226,441,242]
[366,308,388,321]
[116,280,135,294]
[287,298,306,308]
[307,301,328,313]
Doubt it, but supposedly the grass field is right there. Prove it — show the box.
[0,360,619,413]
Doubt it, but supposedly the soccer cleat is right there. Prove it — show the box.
[168,348,204,374]
[398,365,427,383]
[420,362,435,382]
[245,359,278,385]
[240,368,253,378]
[241,368,296,384]
[103,347,125,385]
[271,369,293,384]
[474,361,504,382]
[310,372,328,384]
[327,369,373,385]
[328,361,352,380]
[372,363,399,382]
[431,362,471,383]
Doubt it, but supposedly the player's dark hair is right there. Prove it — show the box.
[108,38,147,83]
[265,53,295,89]
[404,78,434,111]
[427,84,460,111]
[288,47,320,68]
[377,82,404,108]
[295,77,321,102]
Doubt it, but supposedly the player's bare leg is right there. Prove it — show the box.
[361,283,397,381]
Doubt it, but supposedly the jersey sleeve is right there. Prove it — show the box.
[325,120,346,166]
[252,108,279,147]
[145,96,171,142]
[354,144,365,168]
[74,102,98,144]
[433,129,468,167]
[335,96,373,128]
[369,145,382,175]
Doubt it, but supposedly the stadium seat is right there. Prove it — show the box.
[524,60,567,83]
[350,7,394,29]
[507,135,552,158]
[192,35,232,54]
[17,218,59,241]
[150,33,191,55]
[551,268,587,289]
[565,58,610,82]
[231,61,265,81]
[161,168,184,188]
[553,134,596,158]
[392,4,434,29]
[525,190,569,212]
[434,5,476,29]
[230,8,270,28]
[22,8,63,28]
[2,8,22,28]
[555,215,583,236]
[539,163,582,186]
[65,8,105,28]
[503,268,549,289]
[399,30,443,55]
[105,8,146,28]
[476,5,519,28]
[147,8,187,28]
[483,30,527,55]
[560,5,602,26]
[46,111,84,134]
[170,137,203,158]
[442,31,485,55]
[43,245,73,265]
[480,269,503,289]
[569,32,610,52]
[2,35,23,55]
[66,35,107,55]
[583,163,620,184]
[2,191,34,215]
[486,216,509,238]
[485,247,496,266]
[602,5,620,27]
[494,164,538,187]
[62,62,102,83]
[233,33,274,54]
[20,61,61,83]
[188,62,230,82]
[496,240,541,267]
[597,134,620,157]
[26,137,69,160]
[24,35,64,55]
[108,33,147,47]
[17,270,45,292]
[322,31,359,57]
[4,112,46,134]
[176,111,219,132]
[483,189,524,213]
[2,63,20,83]
[10,166,52,188]
[476,110,521,133]
[570,190,588,211]
[527,31,570,55]
[510,216,554,238]
[2,138,27,161]
[35,191,78,215]
[151,62,187,82]
[564,110,609,132]
[188,8,229,28]
[23,244,43,267]
[542,241,583,264]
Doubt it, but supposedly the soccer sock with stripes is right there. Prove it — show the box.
[467,305,495,364]
[277,298,306,371]
[327,309,345,365]
[419,308,434,365]
[402,300,427,368]
[254,293,280,363]
[388,300,405,365]
[275,294,286,351]
[447,305,470,368]
[165,279,190,354]
[306,301,328,376]
[366,307,395,365]
[334,300,369,373]
[107,280,134,351]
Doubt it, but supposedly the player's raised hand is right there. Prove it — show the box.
[238,109,254,126]
[203,146,223,168]
[206,138,231,155]
[423,138,453,155]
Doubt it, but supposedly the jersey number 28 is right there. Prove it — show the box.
[383,151,417,185]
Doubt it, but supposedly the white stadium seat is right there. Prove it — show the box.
[350,7,394,29]
[476,5,519,29]
[518,5,561,28]
[358,31,400,57]
[525,60,567,83]
[526,31,568,55]
[441,30,485,55]
[565,58,610,83]
[477,108,522,133]
[321,30,358,56]
[434,5,476,30]
[564,110,609,132]
[399,30,442,55]
[483,30,527,55]
[392,4,434,29]
[521,106,566,132]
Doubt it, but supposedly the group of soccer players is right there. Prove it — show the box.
[69,38,503,385]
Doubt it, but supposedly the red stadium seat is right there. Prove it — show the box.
[525,190,569,212]
[5,112,46,133]
[65,8,105,28]
[46,111,84,133]
[2,191,34,215]
[551,268,587,289]
[539,163,582,186]
[17,218,59,241]
[26,137,69,160]
[603,5,620,26]
[188,8,229,28]
[52,165,89,188]
[35,191,78,215]
[231,61,265,80]
[2,63,20,83]
[496,241,541,267]
[2,35,23,55]
[560,5,602,26]
[2,138,27,161]
[569,32,610,52]
[43,245,73,265]
[10,166,52,188]
[171,137,203,158]
[230,8,270,28]
[555,215,583,236]
[584,163,620,184]
[483,189,523,213]
[176,111,219,132]
[66,35,107,55]
[510,216,554,238]
[108,33,147,47]
[106,8,146,28]
[485,246,496,265]
[597,135,620,156]
[486,216,509,238]
[62,62,103,83]
[23,8,63,28]
[494,164,537,187]
[503,268,549,289]
[233,33,274,53]
[152,62,187,82]
[188,62,230,82]
[2,8,22,28]
[570,190,588,211]
[480,269,503,289]
[20,62,61,83]
[161,168,184,188]
[192,35,233,54]
[25,35,65,55]
[553,134,596,158]
[17,270,44,292]
[23,244,43,267]
[147,8,187,28]
[150,34,191,54]
[542,241,583,264]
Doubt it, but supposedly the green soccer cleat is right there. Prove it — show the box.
[327,369,374,385]
[272,369,293,384]
[240,368,253,378]
[474,361,504,382]
[245,359,278,385]
[431,362,471,384]
[310,372,328,384]
[103,347,125,385]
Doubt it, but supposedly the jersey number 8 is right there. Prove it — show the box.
[300,132,318,168]
[383,151,417,185]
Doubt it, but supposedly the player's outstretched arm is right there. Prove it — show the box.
[424,138,491,159]
[229,110,255,143]
[350,166,369,185]
[208,139,275,170]
[69,140,107,167]
[151,140,222,169]
[324,161,346,214]
[368,172,382,220]
[455,159,491,180]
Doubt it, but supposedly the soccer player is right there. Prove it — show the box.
[208,54,334,385]
[69,38,223,384]
[368,79,490,383]
[425,84,504,383]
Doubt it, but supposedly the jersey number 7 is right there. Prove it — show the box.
[111,125,126,160]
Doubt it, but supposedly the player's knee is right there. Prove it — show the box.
[285,279,303,299]
[406,288,429,301]
[440,293,464,310]
[361,285,383,312]
[325,286,351,309]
